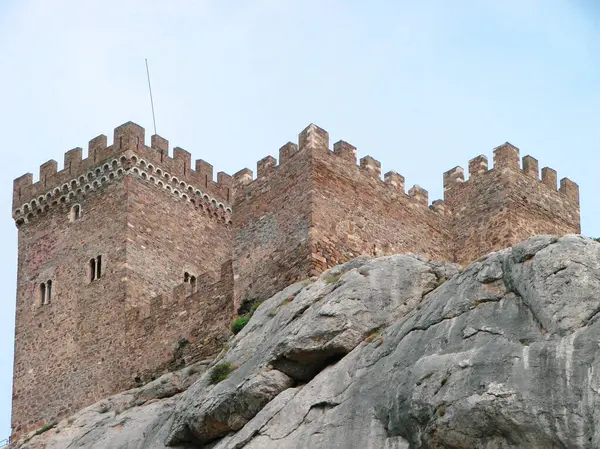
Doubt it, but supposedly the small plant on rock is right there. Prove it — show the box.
[249,300,264,315]
[209,362,234,385]
[365,327,384,343]
[324,272,342,284]
[437,405,446,417]
[435,276,448,287]
[231,316,250,335]
[34,423,56,436]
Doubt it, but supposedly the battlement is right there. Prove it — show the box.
[12,122,233,225]
[443,142,579,205]
[131,261,233,321]
[234,123,446,212]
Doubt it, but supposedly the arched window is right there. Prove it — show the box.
[184,272,190,283]
[70,204,81,222]
[90,255,103,282]
[46,280,52,303]
[40,280,52,305]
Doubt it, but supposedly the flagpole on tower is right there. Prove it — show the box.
[145,58,157,135]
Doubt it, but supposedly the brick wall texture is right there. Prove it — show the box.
[10,122,580,439]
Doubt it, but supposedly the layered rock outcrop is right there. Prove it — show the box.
[15,235,600,448]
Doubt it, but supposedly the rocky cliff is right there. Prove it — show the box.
[14,235,600,449]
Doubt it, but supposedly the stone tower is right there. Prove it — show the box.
[10,122,234,438]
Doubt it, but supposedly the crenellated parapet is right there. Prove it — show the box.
[233,123,448,214]
[443,142,579,205]
[12,122,233,226]
[130,261,233,321]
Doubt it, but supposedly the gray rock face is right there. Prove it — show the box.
[12,362,211,449]
[17,235,600,449]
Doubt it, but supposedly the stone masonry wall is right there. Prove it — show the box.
[230,125,580,310]
[444,144,580,265]
[11,170,235,441]
[124,261,234,382]
[232,124,453,307]
[232,145,313,311]
[125,174,232,305]
[11,123,235,440]
[12,178,130,438]
[309,130,452,273]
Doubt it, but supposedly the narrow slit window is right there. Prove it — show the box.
[190,276,197,293]
[90,259,96,282]
[184,272,190,283]
[40,283,46,305]
[46,280,52,303]
[97,255,102,279]
[90,256,103,282]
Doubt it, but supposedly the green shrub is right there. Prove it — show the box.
[231,316,250,334]
[209,362,234,385]
[35,423,56,436]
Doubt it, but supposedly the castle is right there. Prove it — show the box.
[9,121,580,440]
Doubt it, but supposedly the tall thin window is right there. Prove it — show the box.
[40,283,46,305]
[46,280,52,303]
[184,272,190,283]
[190,276,197,293]
[89,256,103,282]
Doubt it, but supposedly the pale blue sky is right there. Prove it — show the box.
[0,0,599,439]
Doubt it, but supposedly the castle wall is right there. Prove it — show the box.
[232,124,453,307]
[12,178,129,438]
[124,262,233,383]
[125,174,233,304]
[232,146,313,310]
[309,137,452,273]
[444,146,580,265]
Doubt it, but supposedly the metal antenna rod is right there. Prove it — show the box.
[145,58,157,135]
